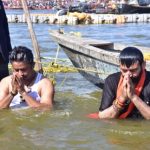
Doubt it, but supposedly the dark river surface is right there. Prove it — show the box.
[1,10,149,150]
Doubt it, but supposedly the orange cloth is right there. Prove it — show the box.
[87,112,99,119]
[117,69,146,119]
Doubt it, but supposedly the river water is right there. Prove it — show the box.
[1,10,150,150]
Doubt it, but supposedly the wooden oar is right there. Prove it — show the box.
[21,0,42,73]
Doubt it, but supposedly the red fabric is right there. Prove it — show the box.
[118,69,146,119]
[87,112,99,119]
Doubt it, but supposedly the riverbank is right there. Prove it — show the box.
[6,13,150,25]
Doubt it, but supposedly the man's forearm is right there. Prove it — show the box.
[131,95,150,120]
[99,105,121,119]
[99,98,126,119]
[0,93,14,109]
[21,92,51,108]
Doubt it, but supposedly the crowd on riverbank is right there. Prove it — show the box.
[2,0,126,14]
[2,0,114,11]
[2,0,59,9]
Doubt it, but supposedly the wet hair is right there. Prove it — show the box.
[9,46,34,65]
[119,47,144,68]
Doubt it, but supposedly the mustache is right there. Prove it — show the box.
[130,71,142,84]
[130,77,140,83]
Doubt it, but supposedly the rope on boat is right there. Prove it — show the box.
[8,58,110,75]
[40,54,150,74]
[54,44,60,64]
[57,73,68,89]
[36,60,111,75]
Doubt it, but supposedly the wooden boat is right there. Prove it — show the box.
[50,30,150,89]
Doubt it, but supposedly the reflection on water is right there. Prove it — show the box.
[2,10,150,149]
[106,120,150,150]
[0,91,150,149]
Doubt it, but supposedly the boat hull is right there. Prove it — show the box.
[118,4,150,14]
[60,45,119,88]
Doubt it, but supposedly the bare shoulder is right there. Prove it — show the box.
[0,76,12,85]
[0,75,12,91]
[39,77,54,87]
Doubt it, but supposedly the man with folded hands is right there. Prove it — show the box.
[0,46,54,109]
[99,47,150,119]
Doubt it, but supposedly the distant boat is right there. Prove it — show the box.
[50,30,150,89]
[118,4,150,14]
[118,0,150,14]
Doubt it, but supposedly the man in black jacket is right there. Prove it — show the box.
[0,0,12,80]
[99,47,150,120]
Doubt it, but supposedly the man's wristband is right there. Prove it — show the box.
[116,97,125,106]
[113,100,124,112]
